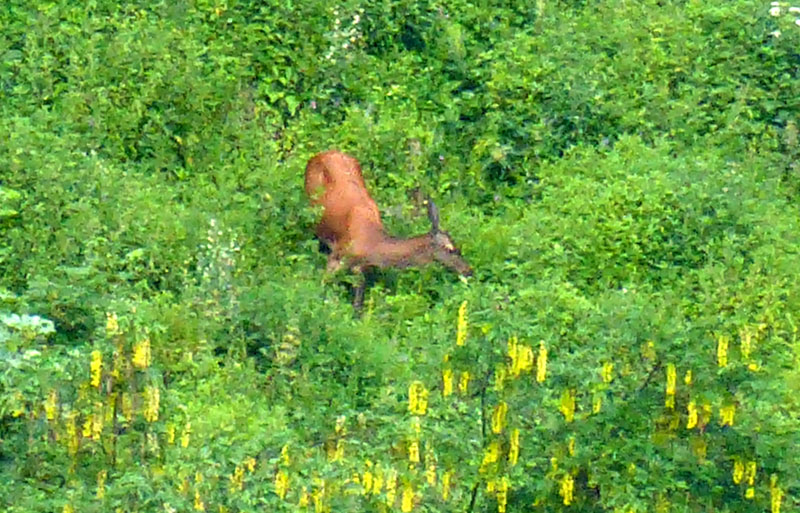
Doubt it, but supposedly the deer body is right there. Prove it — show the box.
[305,150,471,307]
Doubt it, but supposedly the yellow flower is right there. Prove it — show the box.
[494,364,506,391]
[372,466,384,495]
[717,334,729,368]
[601,362,613,383]
[408,440,420,463]
[684,369,693,386]
[665,363,676,409]
[459,371,470,394]
[491,401,508,434]
[194,489,205,511]
[274,470,289,499]
[536,341,547,383]
[559,474,574,506]
[362,461,373,495]
[771,474,782,513]
[281,444,290,465]
[96,469,107,499]
[733,458,744,484]
[496,476,509,513]
[593,394,602,413]
[90,350,103,388]
[45,389,57,421]
[559,389,575,423]
[298,486,309,507]
[335,415,346,435]
[456,301,468,346]
[740,326,753,360]
[746,461,757,485]
[686,401,698,429]
[568,436,575,456]
[442,368,454,397]
[105,312,120,337]
[519,345,534,373]
[408,382,428,415]
[181,422,192,448]
[245,457,256,472]
[229,466,244,492]
[720,405,735,427]
[132,337,151,369]
[426,462,436,485]
[442,471,452,501]
[385,469,398,505]
[143,386,160,423]
[92,401,104,440]
[508,428,520,466]
[480,441,500,472]
[401,482,414,512]
[63,505,74,513]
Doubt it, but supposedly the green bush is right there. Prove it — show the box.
[1,1,798,512]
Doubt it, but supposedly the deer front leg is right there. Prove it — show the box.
[351,266,366,312]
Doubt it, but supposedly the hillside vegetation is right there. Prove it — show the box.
[1,1,799,512]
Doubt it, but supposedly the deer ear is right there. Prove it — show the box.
[427,199,441,232]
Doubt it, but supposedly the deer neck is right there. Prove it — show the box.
[367,233,437,269]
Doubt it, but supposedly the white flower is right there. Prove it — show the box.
[790,6,800,13]
[771,29,782,37]
[796,17,800,25]
[770,6,781,15]
[353,14,360,24]
[771,1,780,5]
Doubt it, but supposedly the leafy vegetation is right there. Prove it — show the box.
[2,1,799,512]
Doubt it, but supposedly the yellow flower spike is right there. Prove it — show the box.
[559,389,575,423]
[298,486,309,507]
[372,466,384,495]
[770,474,782,513]
[491,401,508,434]
[90,350,103,388]
[733,458,744,484]
[45,389,57,421]
[456,301,468,346]
[92,402,104,440]
[426,462,437,485]
[63,505,74,513]
[408,440,420,464]
[496,476,509,513]
[536,341,547,383]
[274,470,289,499]
[717,333,729,368]
[143,386,160,423]
[105,312,120,337]
[96,469,107,499]
[746,461,757,485]
[459,371,470,394]
[559,474,574,506]
[181,422,192,448]
[442,471,452,501]
[687,401,698,429]
[132,337,151,370]
[665,363,676,409]
[494,364,506,392]
[720,405,735,427]
[401,482,414,512]
[593,394,602,413]
[684,369,693,386]
[508,428,520,466]
[385,469,398,505]
[442,368,454,397]
[245,457,256,472]
[507,336,519,376]
[745,487,755,499]
[281,444,290,466]
[194,489,205,511]
[601,362,613,383]
[408,382,428,415]
[65,411,78,456]
[480,441,500,472]
[229,466,244,492]
[362,462,374,495]
[335,415,346,435]
[519,345,534,373]
[740,326,753,360]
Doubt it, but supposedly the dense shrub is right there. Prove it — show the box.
[1,1,798,512]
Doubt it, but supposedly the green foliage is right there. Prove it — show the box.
[1,0,799,512]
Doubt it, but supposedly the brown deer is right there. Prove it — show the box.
[305,150,472,308]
